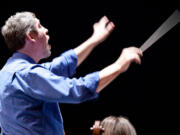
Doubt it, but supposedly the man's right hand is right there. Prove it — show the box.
[97,47,142,93]
[115,47,143,73]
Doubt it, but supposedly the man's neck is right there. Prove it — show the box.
[18,49,40,63]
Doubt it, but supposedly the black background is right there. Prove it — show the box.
[0,1,180,135]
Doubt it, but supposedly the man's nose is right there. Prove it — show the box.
[45,28,48,34]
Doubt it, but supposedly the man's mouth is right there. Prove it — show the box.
[48,44,51,50]
[46,35,50,44]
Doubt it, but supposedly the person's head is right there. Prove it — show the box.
[100,116,137,135]
[1,11,51,61]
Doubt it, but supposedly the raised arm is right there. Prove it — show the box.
[96,47,143,93]
[74,16,115,66]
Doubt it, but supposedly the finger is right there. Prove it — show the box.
[137,49,143,58]
[139,49,143,57]
[134,55,141,64]
[133,47,143,57]
[100,16,110,26]
[106,22,115,32]
[130,47,143,57]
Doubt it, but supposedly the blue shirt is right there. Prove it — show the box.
[0,49,99,135]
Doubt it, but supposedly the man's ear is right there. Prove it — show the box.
[26,31,37,42]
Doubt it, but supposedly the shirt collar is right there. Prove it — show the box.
[12,52,36,64]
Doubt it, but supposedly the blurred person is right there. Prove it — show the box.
[91,116,136,135]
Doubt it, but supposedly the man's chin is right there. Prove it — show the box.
[45,45,51,58]
[43,50,51,59]
[47,44,51,50]
[46,51,51,58]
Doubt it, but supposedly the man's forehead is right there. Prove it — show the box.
[35,18,40,23]
[34,18,41,25]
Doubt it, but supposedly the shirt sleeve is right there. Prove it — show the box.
[41,49,77,77]
[13,65,99,103]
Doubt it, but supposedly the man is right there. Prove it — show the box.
[0,12,142,135]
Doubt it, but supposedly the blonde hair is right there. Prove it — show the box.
[1,11,37,52]
[101,116,137,135]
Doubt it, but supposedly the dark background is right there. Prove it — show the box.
[0,1,179,135]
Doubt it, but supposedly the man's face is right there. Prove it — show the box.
[34,18,51,59]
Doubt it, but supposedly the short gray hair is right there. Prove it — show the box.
[1,11,37,52]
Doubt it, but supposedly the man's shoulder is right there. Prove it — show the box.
[0,57,43,76]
